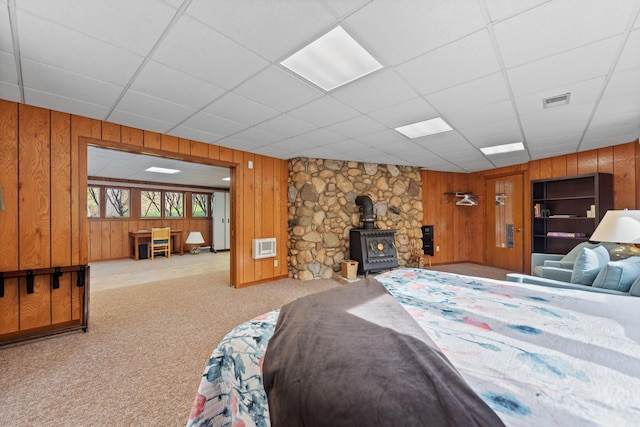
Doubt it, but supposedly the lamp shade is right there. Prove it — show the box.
[590,210,640,243]
[185,231,205,245]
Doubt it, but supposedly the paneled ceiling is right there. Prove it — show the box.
[1,0,639,174]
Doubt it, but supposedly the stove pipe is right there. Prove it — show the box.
[355,195,375,229]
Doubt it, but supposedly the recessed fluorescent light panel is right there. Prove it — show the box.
[395,117,453,139]
[146,166,180,174]
[222,177,231,181]
[280,26,383,91]
[480,142,525,155]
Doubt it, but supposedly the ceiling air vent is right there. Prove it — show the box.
[542,93,571,109]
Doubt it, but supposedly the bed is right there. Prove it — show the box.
[187,268,640,427]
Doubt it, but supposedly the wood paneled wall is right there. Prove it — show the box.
[88,218,212,261]
[0,100,288,301]
[421,140,640,272]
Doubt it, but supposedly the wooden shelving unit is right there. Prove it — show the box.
[531,173,613,254]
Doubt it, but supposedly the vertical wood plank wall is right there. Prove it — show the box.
[421,140,639,272]
[0,99,289,339]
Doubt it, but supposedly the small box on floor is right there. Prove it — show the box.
[341,260,358,279]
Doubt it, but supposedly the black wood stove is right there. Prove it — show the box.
[349,228,398,276]
[349,195,398,276]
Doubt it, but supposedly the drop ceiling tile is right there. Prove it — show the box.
[295,128,345,145]
[395,30,501,95]
[131,61,225,109]
[255,114,315,139]
[582,125,640,150]
[262,138,316,154]
[25,88,110,120]
[0,81,20,102]
[527,134,581,157]
[152,15,268,89]
[325,115,387,138]
[490,151,531,167]
[368,97,438,128]
[354,129,412,149]
[514,76,605,117]
[603,67,640,99]
[0,5,12,52]
[323,0,371,17]
[215,137,263,153]
[115,90,195,124]
[204,92,280,126]
[345,0,485,65]
[319,139,362,154]
[168,125,220,144]
[413,130,470,149]
[179,111,244,138]
[288,97,360,127]
[616,28,640,71]
[444,100,516,131]
[0,51,17,84]
[425,73,510,114]
[520,102,595,140]
[17,0,178,56]
[22,59,122,107]
[484,0,549,22]
[251,144,293,159]
[229,127,284,146]
[331,69,418,113]
[454,159,496,173]
[507,37,622,96]
[186,0,336,61]
[17,11,143,86]
[592,93,640,122]
[457,118,523,147]
[235,65,323,113]
[108,109,175,133]
[494,0,637,67]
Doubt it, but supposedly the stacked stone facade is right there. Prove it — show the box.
[287,158,423,280]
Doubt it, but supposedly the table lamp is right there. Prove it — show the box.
[590,209,640,260]
[185,231,205,254]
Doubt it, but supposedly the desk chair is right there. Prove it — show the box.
[149,227,171,259]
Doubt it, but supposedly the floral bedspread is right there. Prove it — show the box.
[187,268,640,427]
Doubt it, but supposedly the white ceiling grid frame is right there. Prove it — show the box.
[129,60,226,110]
[151,14,269,90]
[492,0,639,68]
[394,29,502,96]
[234,65,324,113]
[255,114,316,139]
[16,11,144,87]
[185,0,338,62]
[343,0,487,66]
[203,92,280,127]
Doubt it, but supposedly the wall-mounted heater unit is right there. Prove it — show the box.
[252,238,276,259]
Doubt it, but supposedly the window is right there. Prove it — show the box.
[105,187,130,218]
[165,191,183,218]
[192,193,209,217]
[87,187,100,217]
[141,190,161,218]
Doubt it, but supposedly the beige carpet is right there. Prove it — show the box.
[0,255,512,426]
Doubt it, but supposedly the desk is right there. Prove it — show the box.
[129,229,183,260]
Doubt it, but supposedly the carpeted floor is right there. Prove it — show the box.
[0,255,513,426]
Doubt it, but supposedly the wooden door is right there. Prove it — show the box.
[486,174,524,271]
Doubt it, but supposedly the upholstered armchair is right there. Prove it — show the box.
[531,241,617,279]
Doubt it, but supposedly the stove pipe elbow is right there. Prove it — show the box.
[355,195,375,229]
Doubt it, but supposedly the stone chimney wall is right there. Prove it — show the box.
[287,158,424,280]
